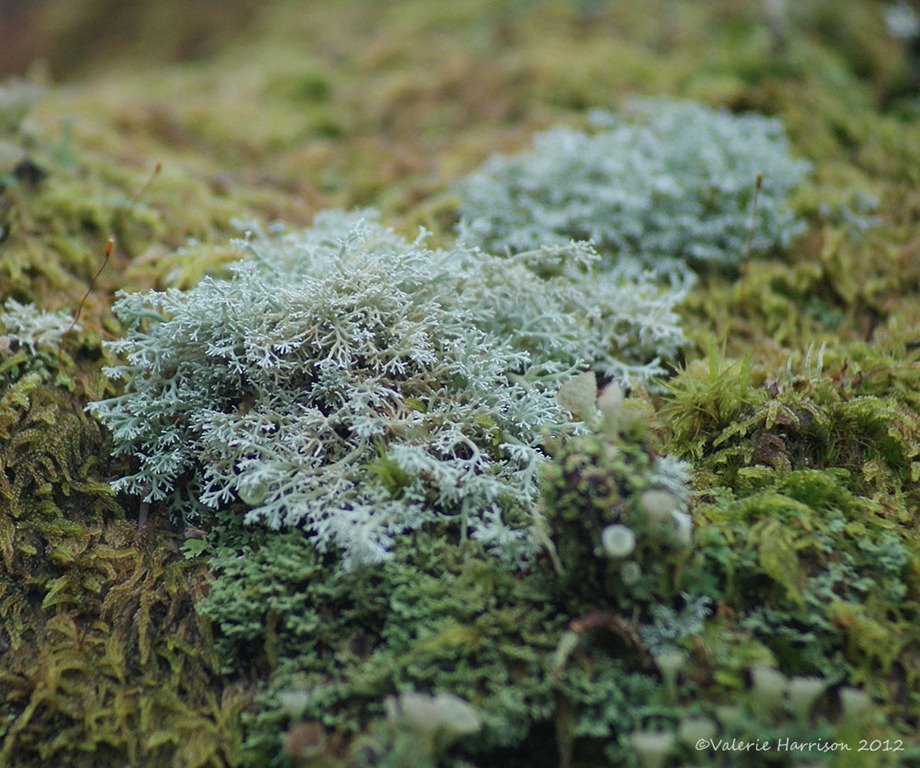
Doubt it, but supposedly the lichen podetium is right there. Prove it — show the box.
[2,1,920,766]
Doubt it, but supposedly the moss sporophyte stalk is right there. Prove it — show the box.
[7,7,920,762]
[80,106,914,759]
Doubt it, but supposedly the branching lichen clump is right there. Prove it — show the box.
[89,211,687,567]
[457,98,811,269]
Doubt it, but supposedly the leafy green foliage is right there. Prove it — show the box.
[664,343,920,493]
[200,524,724,768]
[661,343,920,699]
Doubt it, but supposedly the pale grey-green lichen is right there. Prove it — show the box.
[88,210,689,567]
[0,298,73,353]
[457,98,811,269]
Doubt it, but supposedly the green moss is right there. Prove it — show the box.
[664,342,920,493]
[4,0,920,765]
[197,529,563,766]
[0,333,239,767]
[661,344,920,714]
[196,377,913,768]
